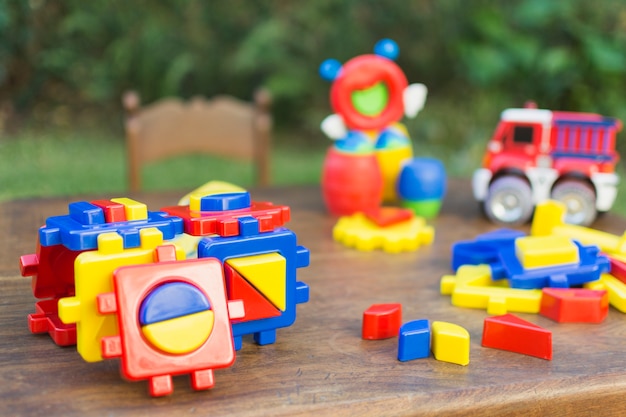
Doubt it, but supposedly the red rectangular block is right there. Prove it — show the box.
[482,313,552,360]
[540,288,608,323]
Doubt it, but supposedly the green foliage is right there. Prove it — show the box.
[2,0,626,146]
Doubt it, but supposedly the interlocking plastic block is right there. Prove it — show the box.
[98,249,244,397]
[482,314,552,360]
[196,192,252,212]
[90,200,127,223]
[499,239,609,289]
[363,207,414,227]
[397,319,430,361]
[226,253,287,311]
[431,321,470,366]
[362,303,402,340]
[540,288,608,323]
[531,200,626,257]
[224,263,281,323]
[440,265,542,315]
[451,228,524,274]
[515,235,579,269]
[27,299,76,346]
[39,199,183,250]
[58,228,185,362]
[333,212,434,253]
[161,200,291,237]
[198,227,310,348]
[20,240,84,299]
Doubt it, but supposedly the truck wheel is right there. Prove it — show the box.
[550,180,597,226]
[484,176,533,225]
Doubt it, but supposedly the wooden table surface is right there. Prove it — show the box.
[2,180,626,416]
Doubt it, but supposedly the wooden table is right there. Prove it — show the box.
[2,180,626,416]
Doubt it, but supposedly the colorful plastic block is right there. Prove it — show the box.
[531,200,626,256]
[431,321,470,366]
[39,199,183,250]
[90,200,127,223]
[198,227,309,349]
[27,299,76,346]
[608,257,626,285]
[451,229,524,275]
[98,247,244,397]
[482,314,552,360]
[362,303,402,340]
[333,212,434,253]
[397,319,430,361]
[515,235,579,269]
[397,157,447,218]
[224,263,281,323]
[540,288,608,323]
[58,228,185,362]
[440,265,542,315]
[161,198,291,237]
[498,239,609,289]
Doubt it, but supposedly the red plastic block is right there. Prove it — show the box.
[28,299,76,346]
[540,288,608,323]
[161,201,291,237]
[482,313,552,360]
[224,263,281,323]
[362,303,402,340]
[90,200,127,223]
[363,207,414,227]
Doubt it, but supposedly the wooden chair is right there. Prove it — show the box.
[123,89,272,192]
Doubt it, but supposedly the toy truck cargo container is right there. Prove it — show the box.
[473,106,622,226]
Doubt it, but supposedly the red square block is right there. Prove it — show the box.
[362,303,402,340]
[540,288,608,323]
[482,313,552,360]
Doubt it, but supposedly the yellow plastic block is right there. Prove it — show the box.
[375,130,413,202]
[226,252,287,311]
[431,321,470,366]
[441,265,541,315]
[333,212,434,253]
[531,200,626,256]
[515,235,579,269]
[142,310,214,355]
[186,181,246,211]
[110,197,148,221]
[58,228,185,362]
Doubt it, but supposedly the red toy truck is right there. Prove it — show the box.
[473,105,622,226]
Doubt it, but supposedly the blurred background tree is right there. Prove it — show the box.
[2,0,626,156]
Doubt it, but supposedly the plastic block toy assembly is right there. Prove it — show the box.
[431,321,470,366]
[333,211,434,253]
[198,224,310,349]
[482,314,552,360]
[540,288,608,323]
[362,303,403,340]
[397,319,430,361]
[98,246,244,397]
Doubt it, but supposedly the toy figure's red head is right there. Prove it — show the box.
[320,39,408,131]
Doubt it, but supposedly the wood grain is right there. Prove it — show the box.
[2,180,626,416]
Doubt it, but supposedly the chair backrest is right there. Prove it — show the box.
[123,89,272,192]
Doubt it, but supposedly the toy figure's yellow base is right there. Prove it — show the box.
[332,212,434,253]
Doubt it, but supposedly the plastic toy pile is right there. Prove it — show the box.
[318,39,446,253]
[440,199,626,360]
[19,182,310,397]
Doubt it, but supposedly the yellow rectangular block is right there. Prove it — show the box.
[515,235,579,269]
[110,197,148,221]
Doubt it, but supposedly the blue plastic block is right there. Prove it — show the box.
[69,202,106,225]
[39,205,184,250]
[198,227,309,347]
[200,192,251,212]
[451,229,524,276]
[499,240,610,289]
[237,215,260,237]
[253,330,277,346]
[398,319,430,362]
[139,281,211,325]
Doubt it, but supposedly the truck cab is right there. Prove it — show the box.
[473,106,621,226]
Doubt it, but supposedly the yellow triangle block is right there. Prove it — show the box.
[226,253,287,311]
